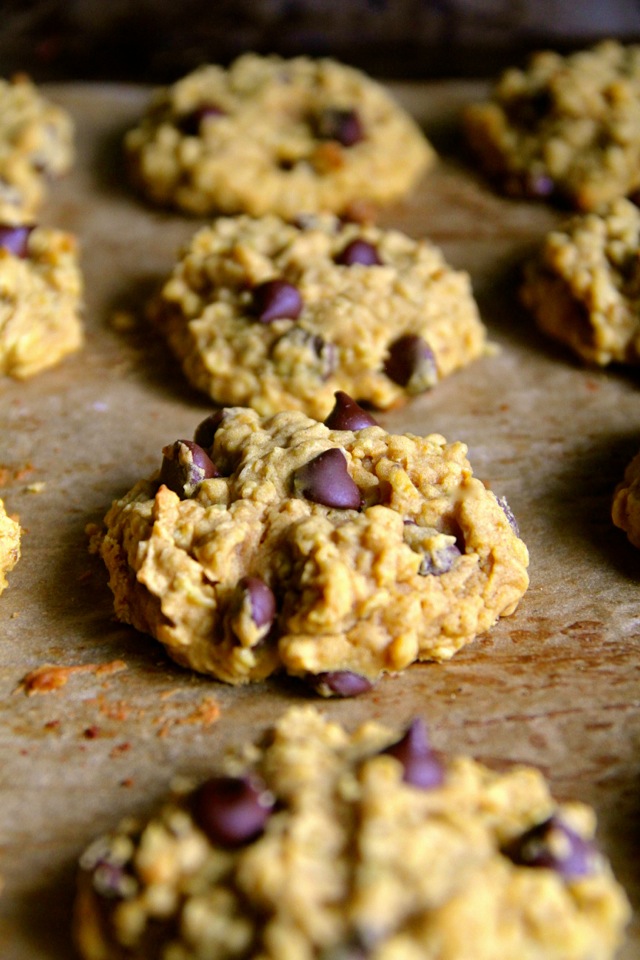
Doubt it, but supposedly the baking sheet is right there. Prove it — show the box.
[0,81,639,958]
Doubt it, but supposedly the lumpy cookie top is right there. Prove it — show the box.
[94,398,528,691]
[0,497,20,594]
[464,40,640,210]
[124,53,435,218]
[150,213,487,419]
[520,197,640,366]
[74,707,630,960]
[0,223,84,379]
[0,73,74,221]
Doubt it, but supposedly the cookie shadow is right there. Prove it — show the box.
[10,860,77,960]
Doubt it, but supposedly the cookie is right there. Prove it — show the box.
[91,397,529,691]
[464,40,640,211]
[520,198,640,366]
[0,223,83,378]
[0,497,20,594]
[124,53,434,218]
[149,213,487,418]
[74,706,630,960]
[612,449,640,548]
[0,73,74,221]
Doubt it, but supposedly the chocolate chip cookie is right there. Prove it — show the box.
[149,213,487,418]
[0,497,20,594]
[520,198,640,366]
[0,223,83,378]
[124,53,434,218]
[74,707,630,960]
[91,397,529,691]
[0,73,74,221]
[464,40,640,210]
[612,448,640,548]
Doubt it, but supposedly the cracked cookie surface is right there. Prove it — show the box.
[464,40,640,210]
[74,707,630,960]
[0,224,83,378]
[124,53,434,218]
[92,400,528,690]
[520,198,640,366]
[0,497,20,594]
[150,213,487,419]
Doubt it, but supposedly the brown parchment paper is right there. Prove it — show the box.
[0,82,639,959]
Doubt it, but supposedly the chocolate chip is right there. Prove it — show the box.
[271,326,336,380]
[0,224,33,258]
[293,448,361,509]
[310,671,373,697]
[191,775,274,847]
[193,410,226,449]
[384,334,438,394]
[502,815,600,879]
[383,718,444,789]
[314,108,364,147]
[335,239,382,266]
[253,279,303,323]
[232,576,276,630]
[178,103,226,136]
[324,392,378,430]
[418,542,462,576]
[496,495,520,537]
[159,440,219,498]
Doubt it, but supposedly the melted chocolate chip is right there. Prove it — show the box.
[335,239,382,266]
[310,671,373,698]
[384,334,438,394]
[0,224,33,258]
[314,108,364,147]
[253,279,303,323]
[192,776,274,847]
[418,542,462,576]
[236,576,276,629]
[324,392,378,431]
[293,448,361,509]
[193,410,226,449]
[159,440,219,498]
[502,815,600,879]
[383,718,444,789]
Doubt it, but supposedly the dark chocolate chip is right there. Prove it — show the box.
[178,103,226,136]
[324,391,378,430]
[496,495,520,536]
[383,718,444,789]
[0,224,33,258]
[293,448,361,509]
[310,671,373,697]
[384,334,438,394]
[235,576,276,630]
[159,440,219,499]
[418,542,462,576]
[335,239,382,266]
[191,775,274,847]
[253,279,303,323]
[502,815,600,879]
[314,108,364,147]
[193,410,226,449]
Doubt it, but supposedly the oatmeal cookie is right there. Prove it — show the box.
[149,213,487,418]
[92,397,528,691]
[124,53,434,218]
[464,40,640,210]
[74,707,630,960]
[0,223,83,379]
[0,497,20,594]
[612,448,640,548]
[520,198,640,366]
[0,73,74,221]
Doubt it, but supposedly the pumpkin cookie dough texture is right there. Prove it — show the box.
[0,498,20,594]
[74,707,629,960]
[0,224,83,379]
[520,198,640,366]
[0,74,74,221]
[92,399,529,690]
[464,40,640,210]
[149,213,487,419]
[124,53,434,218]
[612,448,640,548]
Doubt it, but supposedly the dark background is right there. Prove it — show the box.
[2,0,640,84]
